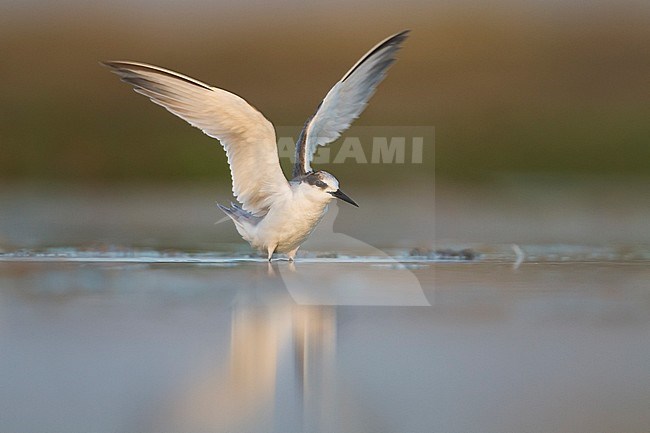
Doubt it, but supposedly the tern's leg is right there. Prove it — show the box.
[287,247,299,262]
[267,246,276,262]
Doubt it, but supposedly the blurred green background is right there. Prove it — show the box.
[0,0,649,184]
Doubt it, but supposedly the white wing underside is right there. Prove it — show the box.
[103,61,289,215]
[295,30,409,175]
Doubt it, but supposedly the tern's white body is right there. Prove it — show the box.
[222,171,343,259]
[104,31,408,260]
[236,184,330,257]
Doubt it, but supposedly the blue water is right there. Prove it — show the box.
[1,252,649,433]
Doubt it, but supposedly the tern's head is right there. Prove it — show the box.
[298,171,359,207]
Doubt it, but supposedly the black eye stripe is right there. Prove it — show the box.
[300,172,330,189]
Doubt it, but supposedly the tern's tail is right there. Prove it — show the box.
[217,203,263,227]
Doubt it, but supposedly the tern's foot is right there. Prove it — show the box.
[287,247,299,262]
[266,247,276,262]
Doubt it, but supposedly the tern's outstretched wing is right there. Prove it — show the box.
[293,30,409,177]
[103,61,290,214]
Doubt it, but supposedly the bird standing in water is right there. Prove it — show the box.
[104,30,408,261]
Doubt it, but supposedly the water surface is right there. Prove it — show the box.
[1,255,649,433]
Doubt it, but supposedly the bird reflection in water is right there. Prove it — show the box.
[159,297,339,433]
[151,205,428,432]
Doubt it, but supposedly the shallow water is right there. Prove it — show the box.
[1,182,650,432]
[1,254,649,433]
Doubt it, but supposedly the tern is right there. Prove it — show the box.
[103,30,408,261]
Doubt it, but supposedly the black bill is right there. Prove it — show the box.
[329,189,359,207]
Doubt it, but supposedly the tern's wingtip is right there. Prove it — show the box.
[99,60,119,67]
[99,60,124,71]
[391,29,411,41]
